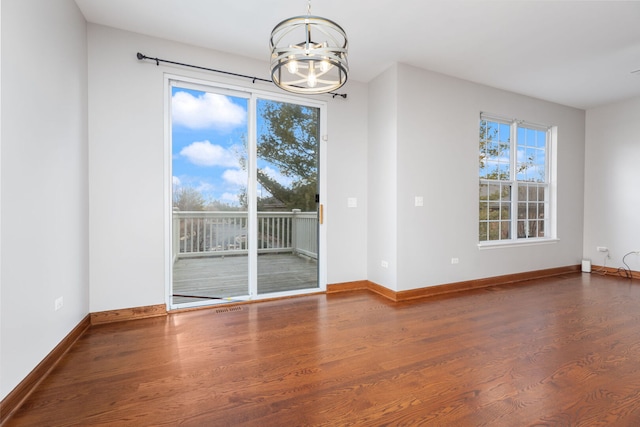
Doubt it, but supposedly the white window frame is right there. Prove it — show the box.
[478,113,558,249]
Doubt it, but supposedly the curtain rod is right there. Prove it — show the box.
[136,52,348,99]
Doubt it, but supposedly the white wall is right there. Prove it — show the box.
[0,0,88,400]
[369,64,586,291]
[584,97,640,271]
[325,79,369,284]
[367,65,399,289]
[87,25,369,312]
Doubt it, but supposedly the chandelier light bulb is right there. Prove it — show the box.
[287,59,298,74]
[307,67,318,88]
[319,59,331,73]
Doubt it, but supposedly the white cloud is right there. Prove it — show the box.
[180,140,239,167]
[220,192,241,204]
[172,176,181,186]
[222,168,247,186]
[196,181,215,193]
[172,91,246,130]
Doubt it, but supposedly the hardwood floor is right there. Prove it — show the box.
[7,273,640,426]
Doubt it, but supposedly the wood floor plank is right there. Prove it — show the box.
[7,273,640,426]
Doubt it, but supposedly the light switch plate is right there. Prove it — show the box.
[348,197,357,208]
[415,196,424,207]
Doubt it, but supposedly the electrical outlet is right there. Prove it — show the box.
[451,258,459,264]
[597,246,608,252]
[381,260,389,268]
[55,297,64,311]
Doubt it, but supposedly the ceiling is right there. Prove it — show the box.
[74,0,640,110]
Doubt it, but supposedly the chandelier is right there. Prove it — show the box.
[269,1,348,94]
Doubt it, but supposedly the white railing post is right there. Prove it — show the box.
[291,209,301,255]
[172,207,180,264]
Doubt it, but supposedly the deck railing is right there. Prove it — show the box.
[173,210,317,261]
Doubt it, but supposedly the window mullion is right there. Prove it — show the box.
[510,121,518,241]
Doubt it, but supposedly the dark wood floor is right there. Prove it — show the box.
[8,273,640,426]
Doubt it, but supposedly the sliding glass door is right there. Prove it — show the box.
[167,78,323,309]
[256,99,319,295]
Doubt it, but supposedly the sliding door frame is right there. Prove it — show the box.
[164,74,327,310]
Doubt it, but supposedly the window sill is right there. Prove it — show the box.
[477,238,559,250]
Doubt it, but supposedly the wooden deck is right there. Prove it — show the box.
[172,253,318,304]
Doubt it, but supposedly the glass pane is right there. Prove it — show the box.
[500,221,511,239]
[499,123,510,142]
[485,160,498,179]
[479,163,488,179]
[479,222,488,241]
[479,201,489,221]
[256,99,319,294]
[536,130,546,148]
[489,202,501,220]
[516,147,526,181]
[479,120,488,141]
[501,184,511,201]
[487,122,498,141]
[538,186,546,202]
[171,87,249,305]
[479,183,488,200]
[527,147,536,165]
[518,185,527,201]
[533,149,545,182]
[518,202,526,219]
[498,163,510,180]
[488,222,500,240]
[488,183,501,200]
[501,204,511,221]
[526,128,536,145]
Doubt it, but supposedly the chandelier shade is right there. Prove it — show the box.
[270,13,348,94]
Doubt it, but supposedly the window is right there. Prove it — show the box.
[479,113,554,244]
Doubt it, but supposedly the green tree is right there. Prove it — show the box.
[257,101,318,211]
[479,120,509,180]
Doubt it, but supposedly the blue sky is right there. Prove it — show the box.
[171,87,293,206]
[172,87,247,206]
